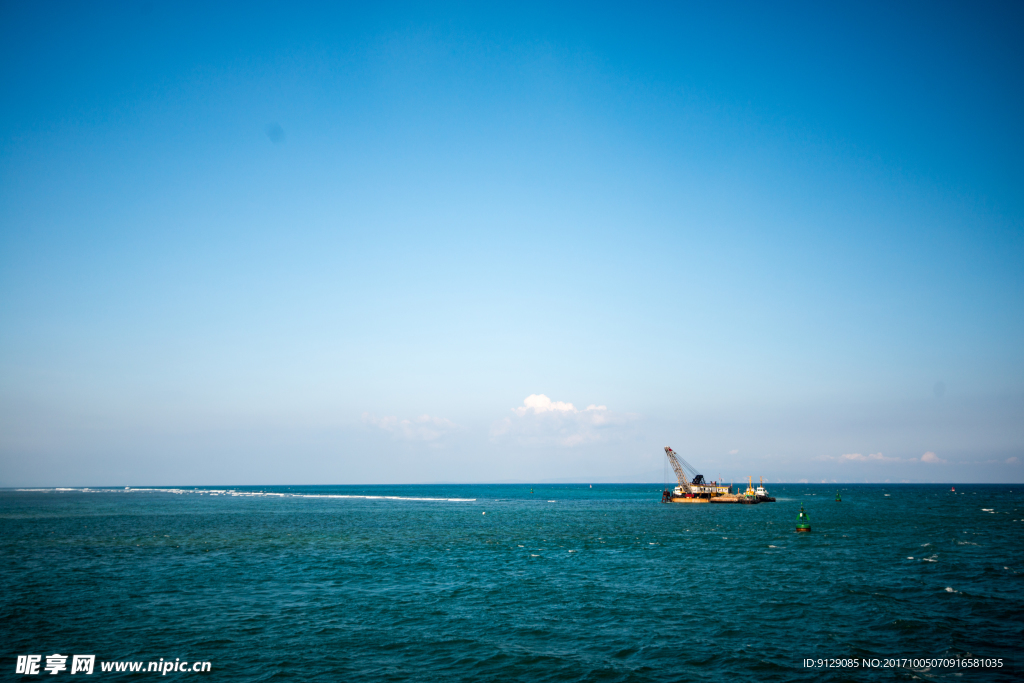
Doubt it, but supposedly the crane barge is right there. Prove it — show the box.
[660,447,775,503]
[660,447,732,503]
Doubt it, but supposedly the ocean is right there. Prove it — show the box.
[1,484,1020,681]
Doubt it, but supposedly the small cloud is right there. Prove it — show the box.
[362,412,459,442]
[817,452,900,463]
[921,451,946,464]
[265,122,285,144]
[513,394,588,417]
[1007,457,1019,464]
[728,449,739,455]
[492,394,635,447]
[798,478,808,483]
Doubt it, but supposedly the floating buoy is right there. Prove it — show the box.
[835,490,842,502]
[796,504,812,532]
[482,511,486,515]
[951,486,955,492]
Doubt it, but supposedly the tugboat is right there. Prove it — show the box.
[795,504,811,532]
[738,477,760,504]
[755,477,775,502]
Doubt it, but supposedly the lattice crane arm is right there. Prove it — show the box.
[663,447,693,494]
[675,454,705,486]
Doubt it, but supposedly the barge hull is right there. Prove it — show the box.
[663,495,760,504]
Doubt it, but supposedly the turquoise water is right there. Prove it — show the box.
[1,484,1020,681]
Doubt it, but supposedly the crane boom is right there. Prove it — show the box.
[663,447,693,494]
[675,453,705,486]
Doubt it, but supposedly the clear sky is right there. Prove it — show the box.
[1,1,1021,485]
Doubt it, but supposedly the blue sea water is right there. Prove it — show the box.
[1,484,1020,681]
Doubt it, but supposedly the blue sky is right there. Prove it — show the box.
[1,1,1021,485]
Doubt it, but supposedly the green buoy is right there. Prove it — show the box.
[835,490,842,502]
[796,504,812,532]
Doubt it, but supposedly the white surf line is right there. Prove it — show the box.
[17,487,475,502]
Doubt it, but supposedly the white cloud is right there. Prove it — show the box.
[728,449,739,455]
[362,413,460,442]
[817,452,901,463]
[491,394,635,447]
[1007,457,1019,464]
[819,451,950,465]
[513,394,582,416]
